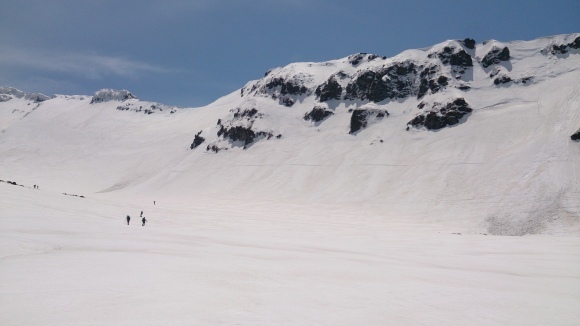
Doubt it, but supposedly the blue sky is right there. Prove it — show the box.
[0,0,578,107]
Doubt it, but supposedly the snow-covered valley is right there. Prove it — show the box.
[1,33,580,325]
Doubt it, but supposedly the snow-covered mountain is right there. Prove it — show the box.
[1,33,579,235]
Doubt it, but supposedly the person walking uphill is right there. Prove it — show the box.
[142,217,147,226]
[126,215,131,225]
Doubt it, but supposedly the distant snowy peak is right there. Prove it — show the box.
[0,87,51,103]
[90,89,137,104]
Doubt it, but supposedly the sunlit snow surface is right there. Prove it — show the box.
[1,34,580,325]
[1,185,579,325]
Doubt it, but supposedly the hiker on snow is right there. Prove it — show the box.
[126,215,131,225]
[142,217,147,226]
[140,211,143,217]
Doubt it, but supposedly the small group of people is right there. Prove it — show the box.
[126,211,147,226]
[33,185,39,189]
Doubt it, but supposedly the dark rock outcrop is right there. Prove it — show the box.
[432,46,473,67]
[217,125,275,148]
[190,131,205,149]
[418,65,449,98]
[461,38,476,49]
[210,105,279,149]
[265,77,308,96]
[233,108,262,120]
[280,96,295,107]
[349,108,389,134]
[244,73,312,106]
[113,103,174,115]
[315,76,343,102]
[493,74,533,86]
[348,53,384,66]
[481,46,510,68]
[408,98,472,130]
[206,144,227,153]
[344,61,418,102]
[304,106,334,123]
[493,75,513,85]
[546,36,580,55]
[218,125,255,145]
[572,129,580,141]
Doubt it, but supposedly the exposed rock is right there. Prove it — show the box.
[481,46,510,68]
[432,46,473,67]
[233,108,262,120]
[206,144,227,153]
[545,36,580,55]
[315,76,343,102]
[349,108,389,134]
[570,36,580,49]
[493,75,513,85]
[90,89,136,104]
[348,53,385,66]
[493,74,533,86]
[245,73,312,106]
[264,77,308,96]
[408,98,472,130]
[218,125,255,145]
[280,96,295,107]
[217,125,275,148]
[344,61,418,102]
[334,71,351,79]
[212,104,277,149]
[304,106,334,123]
[572,129,580,141]
[418,65,449,99]
[461,38,476,49]
[190,131,205,149]
[113,102,174,114]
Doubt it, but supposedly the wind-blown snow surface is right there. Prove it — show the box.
[1,34,580,324]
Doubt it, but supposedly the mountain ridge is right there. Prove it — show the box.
[1,33,579,235]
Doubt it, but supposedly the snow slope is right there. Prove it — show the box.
[0,34,580,325]
[1,183,579,325]
[1,34,578,235]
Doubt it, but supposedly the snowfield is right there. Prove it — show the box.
[1,34,580,325]
[1,184,579,325]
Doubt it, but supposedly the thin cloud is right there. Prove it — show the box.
[0,47,175,79]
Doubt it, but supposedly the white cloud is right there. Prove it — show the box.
[0,47,174,79]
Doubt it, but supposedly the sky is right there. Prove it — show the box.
[0,0,578,107]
